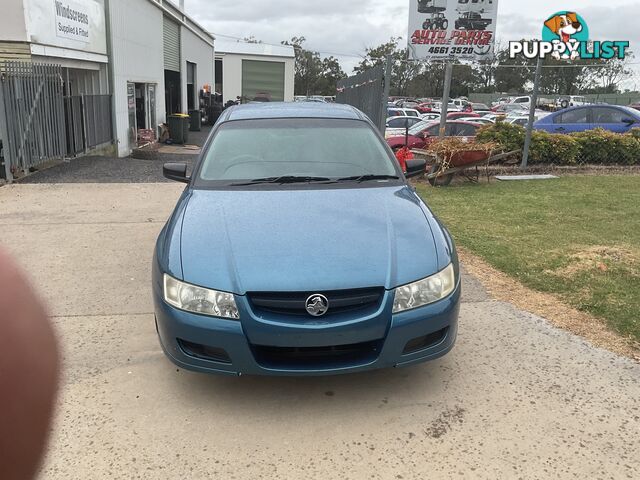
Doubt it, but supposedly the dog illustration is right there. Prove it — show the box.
[545,12,583,59]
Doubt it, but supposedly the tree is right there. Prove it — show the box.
[354,38,423,96]
[317,56,347,96]
[585,53,634,93]
[281,37,323,96]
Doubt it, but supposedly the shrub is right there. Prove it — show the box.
[530,131,580,165]
[477,124,640,166]
[476,122,525,153]
[629,128,640,140]
[572,128,640,165]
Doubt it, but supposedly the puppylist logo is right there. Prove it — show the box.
[509,11,630,60]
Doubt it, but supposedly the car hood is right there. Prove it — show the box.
[179,186,440,294]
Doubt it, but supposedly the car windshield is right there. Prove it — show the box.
[408,120,431,134]
[196,118,399,186]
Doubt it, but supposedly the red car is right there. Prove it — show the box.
[629,103,640,111]
[416,102,435,114]
[386,121,479,151]
[447,112,480,120]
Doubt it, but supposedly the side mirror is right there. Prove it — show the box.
[622,118,635,125]
[163,163,190,183]
[405,158,427,178]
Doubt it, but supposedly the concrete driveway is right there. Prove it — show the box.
[1,182,638,479]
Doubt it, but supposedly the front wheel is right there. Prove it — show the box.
[441,19,449,29]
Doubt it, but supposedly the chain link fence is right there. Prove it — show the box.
[382,60,640,168]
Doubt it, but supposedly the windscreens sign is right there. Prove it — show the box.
[408,0,498,61]
[25,0,107,55]
[55,0,90,42]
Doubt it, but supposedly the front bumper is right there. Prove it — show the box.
[153,278,461,376]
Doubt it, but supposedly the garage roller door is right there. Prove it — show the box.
[241,60,285,102]
[163,17,181,72]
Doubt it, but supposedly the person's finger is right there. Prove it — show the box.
[0,249,59,480]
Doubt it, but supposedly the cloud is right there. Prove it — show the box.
[180,0,639,75]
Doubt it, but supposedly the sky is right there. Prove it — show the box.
[180,0,640,89]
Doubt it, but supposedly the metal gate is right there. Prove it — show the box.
[0,62,66,180]
[336,60,390,133]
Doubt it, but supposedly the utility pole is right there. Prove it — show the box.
[438,61,453,138]
[522,56,543,169]
[380,55,392,134]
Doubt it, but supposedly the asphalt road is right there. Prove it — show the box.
[0,183,638,479]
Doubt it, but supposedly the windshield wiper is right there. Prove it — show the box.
[336,175,401,183]
[230,176,332,186]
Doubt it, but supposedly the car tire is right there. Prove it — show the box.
[561,100,570,109]
[442,20,449,29]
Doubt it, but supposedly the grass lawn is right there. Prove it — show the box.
[416,176,640,343]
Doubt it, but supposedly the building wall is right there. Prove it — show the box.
[220,54,295,104]
[180,25,215,113]
[0,0,29,42]
[108,0,166,157]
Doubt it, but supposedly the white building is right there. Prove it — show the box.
[0,0,215,159]
[215,41,295,104]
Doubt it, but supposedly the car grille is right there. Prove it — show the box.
[252,340,383,370]
[247,287,384,317]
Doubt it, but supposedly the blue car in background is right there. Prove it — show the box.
[534,105,640,134]
[153,102,461,376]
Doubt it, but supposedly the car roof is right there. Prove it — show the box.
[220,102,366,122]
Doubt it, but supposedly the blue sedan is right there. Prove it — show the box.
[153,102,461,376]
[535,105,640,133]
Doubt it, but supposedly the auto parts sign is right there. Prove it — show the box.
[408,0,498,60]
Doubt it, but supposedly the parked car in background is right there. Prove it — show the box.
[388,108,421,118]
[461,117,495,126]
[421,113,441,122]
[447,112,480,120]
[471,103,491,112]
[400,100,421,109]
[433,102,461,112]
[492,103,528,115]
[385,116,425,138]
[386,121,479,151]
[555,96,589,110]
[416,102,435,114]
[534,105,640,133]
[628,103,640,111]
[491,97,511,108]
[452,98,470,109]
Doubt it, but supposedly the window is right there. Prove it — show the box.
[388,118,409,128]
[592,107,627,124]
[455,124,477,136]
[514,97,529,103]
[198,119,397,184]
[426,124,441,136]
[405,110,419,117]
[555,108,589,124]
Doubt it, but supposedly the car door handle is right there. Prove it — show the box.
[556,127,566,132]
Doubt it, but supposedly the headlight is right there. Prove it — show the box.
[393,264,456,313]
[163,274,239,320]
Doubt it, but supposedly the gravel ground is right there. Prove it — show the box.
[17,127,210,184]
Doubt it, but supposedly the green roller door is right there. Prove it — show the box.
[163,17,181,72]
[241,60,285,102]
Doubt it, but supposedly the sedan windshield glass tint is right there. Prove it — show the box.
[198,119,397,183]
